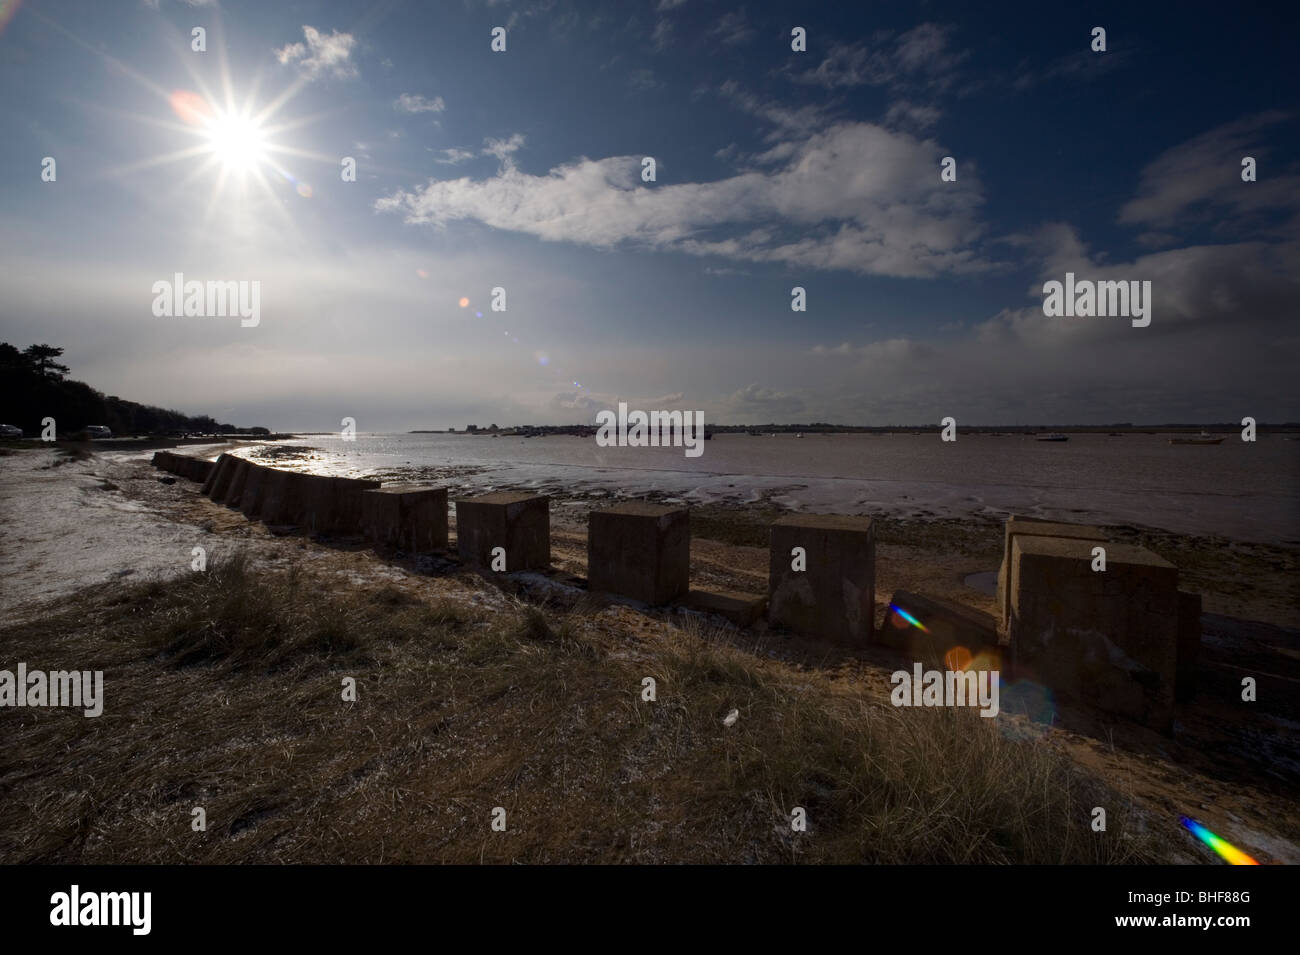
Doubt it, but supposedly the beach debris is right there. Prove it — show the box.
[722,708,739,727]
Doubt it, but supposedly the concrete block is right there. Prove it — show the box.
[1176,591,1202,703]
[239,463,271,517]
[258,469,307,525]
[677,590,766,627]
[223,458,253,508]
[361,486,449,552]
[1008,535,1179,732]
[997,517,1106,637]
[190,458,214,483]
[880,590,1000,662]
[768,514,875,644]
[587,502,689,604]
[455,492,550,571]
[211,456,246,504]
[202,454,231,496]
[300,474,382,536]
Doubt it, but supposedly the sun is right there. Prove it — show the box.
[206,112,267,174]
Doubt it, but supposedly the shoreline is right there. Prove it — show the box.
[2,445,1297,863]
[219,434,1300,547]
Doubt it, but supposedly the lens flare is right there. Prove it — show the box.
[889,603,929,633]
[944,645,972,671]
[1180,817,1259,865]
[0,0,24,36]
[459,297,470,308]
[169,89,213,127]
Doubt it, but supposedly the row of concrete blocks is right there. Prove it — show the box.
[151,450,215,484]
[154,453,1199,731]
[151,455,860,630]
[994,517,1200,733]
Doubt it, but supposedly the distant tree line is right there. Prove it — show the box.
[0,343,268,437]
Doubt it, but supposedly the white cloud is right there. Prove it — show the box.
[722,383,805,417]
[274,26,358,81]
[628,68,660,92]
[482,133,526,160]
[710,10,755,47]
[651,18,673,51]
[434,148,477,165]
[794,23,968,92]
[1118,111,1299,234]
[1011,49,1129,91]
[718,80,833,142]
[376,121,988,278]
[395,93,446,114]
[884,100,941,132]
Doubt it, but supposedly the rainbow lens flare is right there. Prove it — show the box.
[0,0,22,35]
[1180,817,1259,865]
[889,603,929,633]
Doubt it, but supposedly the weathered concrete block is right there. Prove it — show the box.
[214,456,248,504]
[768,514,875,644]
[880,589,1000,662]
[239,463,271,518]
[1008,536,1179,732]
[997,517,1106,638]
[455,492,550,571]
[1176,591,1202,703]
[587,503,690,604]
[150,451,173,470]
[677,589,766,627]
[361,486,449,552]
[202,453,231,496]
[300,474,382,536]
[206,454,234,499]
[223,458,253,507]
[258,468,305,525]
[190,458,214,483]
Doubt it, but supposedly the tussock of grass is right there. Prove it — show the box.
[0,553,1158,863]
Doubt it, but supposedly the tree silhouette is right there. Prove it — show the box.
[22,344,70,380]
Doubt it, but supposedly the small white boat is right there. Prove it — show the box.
[1170,432,1224,445]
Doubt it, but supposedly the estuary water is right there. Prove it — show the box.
[241,432,1300,544]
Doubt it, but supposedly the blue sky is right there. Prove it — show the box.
[1,0,1297,429]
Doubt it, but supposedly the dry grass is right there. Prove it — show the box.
[0,554,1159,864]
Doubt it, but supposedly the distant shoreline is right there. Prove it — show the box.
[407,424,1300,436]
